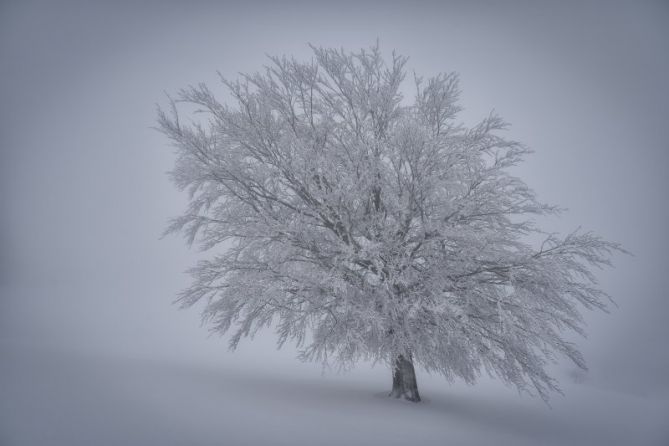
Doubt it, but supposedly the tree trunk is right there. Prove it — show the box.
[389,354,421,402]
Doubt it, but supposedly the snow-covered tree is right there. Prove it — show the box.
[158,44,623,402]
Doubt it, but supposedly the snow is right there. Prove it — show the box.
[2,2,669,445]
[159,44,625,401]
[2,341,666,446]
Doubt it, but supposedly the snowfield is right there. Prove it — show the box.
[2,342,666,446]
[3,2,669,446]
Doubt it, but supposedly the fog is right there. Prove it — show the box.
[2,1,668,445]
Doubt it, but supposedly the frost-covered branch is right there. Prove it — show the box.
[158,43,625,402]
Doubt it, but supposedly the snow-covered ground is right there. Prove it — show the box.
[2,341,666,446]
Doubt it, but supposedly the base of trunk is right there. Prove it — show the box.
[389,354,421,402]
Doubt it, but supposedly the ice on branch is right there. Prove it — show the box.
[158,43,625,402]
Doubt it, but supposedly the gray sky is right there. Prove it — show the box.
[2,0,668,394]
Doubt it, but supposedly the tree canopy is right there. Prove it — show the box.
[158,44,623,401]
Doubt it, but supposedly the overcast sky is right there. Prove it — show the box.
[1,0,668,395]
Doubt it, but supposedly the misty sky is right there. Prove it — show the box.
[2,0,669,397]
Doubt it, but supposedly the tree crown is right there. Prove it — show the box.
[158,44,624,401]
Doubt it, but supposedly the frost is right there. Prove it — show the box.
[158,43,625,402]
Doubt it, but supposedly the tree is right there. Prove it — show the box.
[157,44,623,402]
